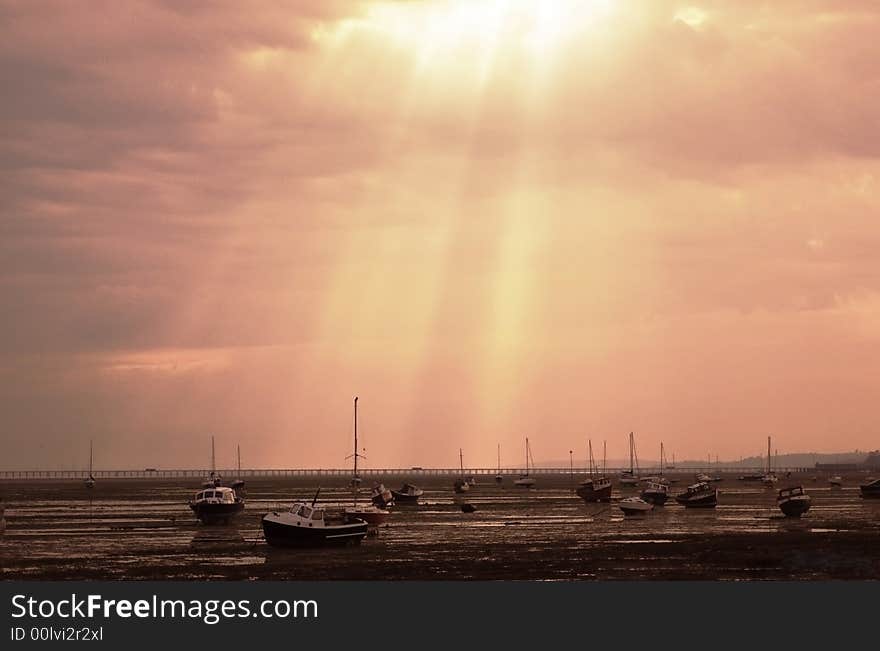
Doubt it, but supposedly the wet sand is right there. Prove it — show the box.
[2,472,878,580]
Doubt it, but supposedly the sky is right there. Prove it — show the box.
[2,0,879,470]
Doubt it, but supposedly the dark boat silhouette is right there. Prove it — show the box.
[189,486,244,525]
[777,486,811,517]
[674,481,718,508]
[262,488,367,548]
[577,439,611,503]
[391,483,423,503]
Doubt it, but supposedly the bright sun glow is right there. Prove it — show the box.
[330,0,616,59]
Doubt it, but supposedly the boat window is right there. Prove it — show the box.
[312,510,324,521]
[298,506,312,518]
[196,491,205,500]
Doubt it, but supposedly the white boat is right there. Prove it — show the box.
[189,486,244,525]
[619,496,653,515]
[513,437,536,488]
[453,448,471,494]
[619,432,640,486]
[84,439,96,489]
[263,489,368,548]
[343,397,389,526]
[829,476,843,487]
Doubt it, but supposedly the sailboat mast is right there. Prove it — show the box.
[525,437,530,476]
[89,439,93,477]
[460,448,464,478]
[603,440,607,475]
[237,444,241,475]
[353,396,358,479]
[211,436,215,475]
[628,432,632,474]
[589,439,594,478]
[767,435,771,474]
[497,443,501,473]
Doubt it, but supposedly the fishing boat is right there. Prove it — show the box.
[513,437,536,488]
[619,496,653,515]
[577,439,612,503]
[619,432,639,486]
[84,439,96,489]
[263,488,368,548]
[343,398,389,526]
[391,483,424,503]
[202,436,222,488]
[674,481,718,508]
[453,448,471,494]
[829,476,843,487]
[641,481,669,506]
[371,483,394,508]
[495,443,503,484]
[189,486,244,525]
[859,477,880,499]
[777,486,811,517]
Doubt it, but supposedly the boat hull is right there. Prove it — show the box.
[778,495,811,517]
[262,513,368,548]
[674,491,718,508]
[190,501,244,525]
[619,498,653,515]
[390,491,421,503]
[344,507,389,526]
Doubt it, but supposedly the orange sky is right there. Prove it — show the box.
[2,0,879,469]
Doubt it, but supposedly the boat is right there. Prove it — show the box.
[619,496,653,515]
[230,444,245,493]
[829,476,843,487]
[675,481,718,508]
[577,439,612,503]
[453,448,471,494]
[189,485,244,524]
[84,439,96,489]
[343,397,389,526]
[777,486,811,517]
[859,477,880,499]
[739,473,765,481]
[262,488,368,548]
[641,481,669,506]
[761,436,778,487]
[495,443,503,484]
[666,452,676,470]
[371,483,394,508]
[202,436,222,488]
[513,437,536,488]
[391,483,424,503]
[619,432,639,486]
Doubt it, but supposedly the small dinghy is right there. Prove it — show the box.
[674,481,718,508]
[777,486,811,517]
[189,486,244,525]
[262,489,368,548]
[619,496,653,515]
[829,476,843,487]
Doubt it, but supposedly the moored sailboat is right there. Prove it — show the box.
[84,439,96,489]
[202,436,222,488]
[453,448,470,494]
[343,397,389,526]
[513,437,536,488]
[495,443,503,484]
[619,432,639,486]
[577,439,612,503]
[761,436,778,487]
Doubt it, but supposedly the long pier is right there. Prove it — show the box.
[0,466,812,480]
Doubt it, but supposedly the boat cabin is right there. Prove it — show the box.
[685,481,711,494]
[287,502,346,527]
[193,487,238,504]
[778,486,806,500]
